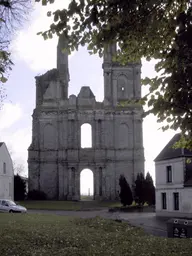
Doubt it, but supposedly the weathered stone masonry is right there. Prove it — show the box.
[28,34,145,200]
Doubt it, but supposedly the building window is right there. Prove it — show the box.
[166,165,172,183]
[3,162,6,174]
[162,193,167,210]
[173,192,179,210]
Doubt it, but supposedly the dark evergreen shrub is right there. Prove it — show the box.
[27,190,47,200]
[14,174,26,201]
[119,175,133,206]
[134,173,146,205]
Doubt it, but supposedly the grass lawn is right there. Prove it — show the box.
[17,200,121,211]
[0,213,192,256]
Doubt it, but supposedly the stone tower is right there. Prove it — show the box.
[28,35,145,200]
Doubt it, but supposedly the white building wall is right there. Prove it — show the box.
[155,157,185,188]
[156,188,192,218]
[155,157,192,217]
[0,144,14,200]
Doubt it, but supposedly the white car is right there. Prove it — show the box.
[0,199,27,213]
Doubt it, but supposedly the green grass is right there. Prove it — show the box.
[0,213,192,256]
[80,195,94,201]
[17,200,121,211]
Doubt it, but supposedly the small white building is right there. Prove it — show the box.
[155,134,192,218]
[0,142,14,200]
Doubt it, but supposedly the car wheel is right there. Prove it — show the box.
[9,210,13,213]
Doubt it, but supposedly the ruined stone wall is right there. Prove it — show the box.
[28,101,144,200]
[28,39,144,200]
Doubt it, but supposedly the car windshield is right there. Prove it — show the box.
[6,200,16,206]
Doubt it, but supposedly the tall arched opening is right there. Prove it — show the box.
[81,123,92,148]
[80,169,94,200]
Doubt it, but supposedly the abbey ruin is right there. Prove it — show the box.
[28,34,144,200]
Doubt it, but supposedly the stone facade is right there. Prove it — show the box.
[28,35,145,200]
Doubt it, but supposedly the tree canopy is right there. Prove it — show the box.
[36,0,192,148]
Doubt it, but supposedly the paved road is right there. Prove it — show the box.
[28,209,167,237]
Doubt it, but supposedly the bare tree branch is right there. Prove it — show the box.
[0,0,32,85]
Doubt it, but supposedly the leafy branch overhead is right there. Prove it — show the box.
[36,0,192,149]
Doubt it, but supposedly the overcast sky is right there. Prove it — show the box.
[0,1,176,193]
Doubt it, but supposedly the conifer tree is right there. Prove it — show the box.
[134,173,146,206]
[145,172,155,206]
[119,175,133,206]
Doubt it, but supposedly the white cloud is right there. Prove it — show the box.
[0,103,30,175]
[0,103,22,130]
[11,0,71,71]
[5,127,31,169]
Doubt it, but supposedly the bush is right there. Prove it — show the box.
[119,175,133,206]
[27,190,47,200]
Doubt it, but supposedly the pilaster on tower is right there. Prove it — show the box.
[57,33,70,99]
[103,43,117,106]
[103,43,117,64]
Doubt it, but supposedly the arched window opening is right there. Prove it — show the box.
[117,75,127,99]
[80,169,94,200]
[81,123,92,148]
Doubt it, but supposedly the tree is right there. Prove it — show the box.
[119,175,133,206]
[14,174,26,201]
[0,0,31,85]
[144,172,155,206]
[134,173,146,206]
[36,0,192,149]
[8,147,25,176]
[13,162,25,176]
